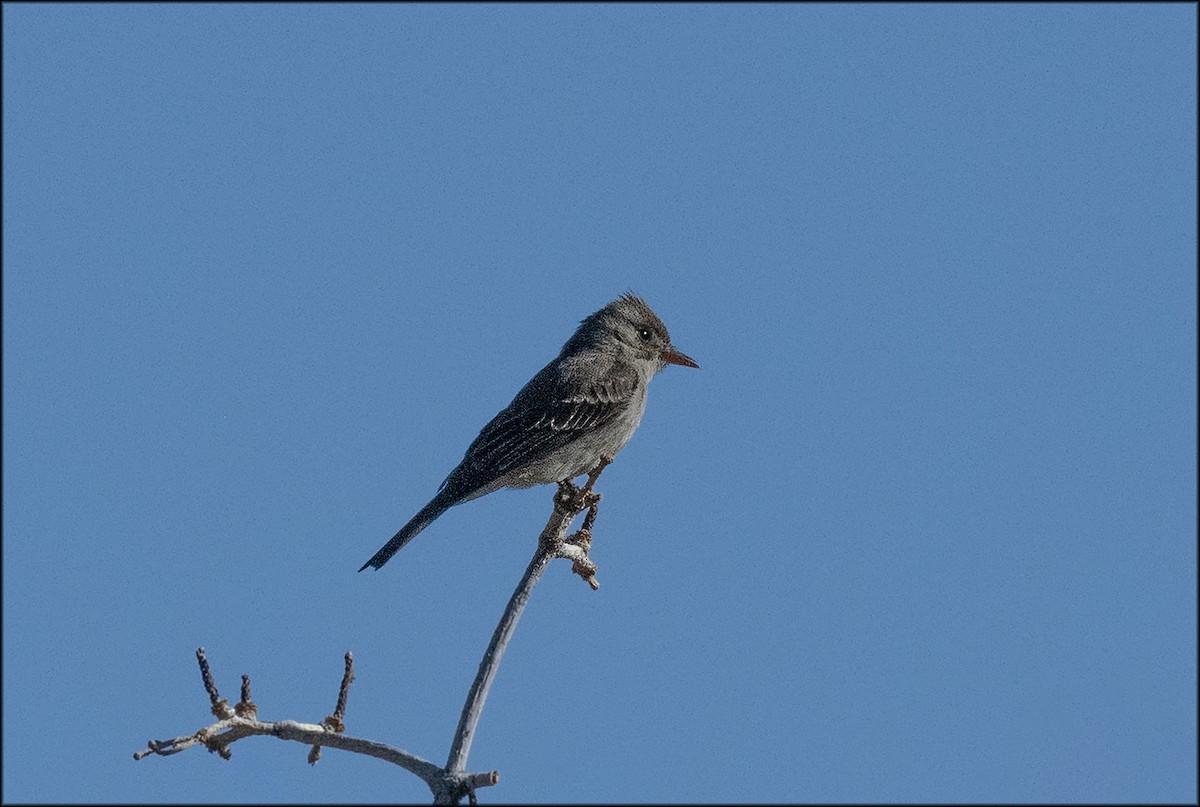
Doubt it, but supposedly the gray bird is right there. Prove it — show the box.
[359,293,697,572]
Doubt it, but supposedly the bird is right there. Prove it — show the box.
[359,292,698,572]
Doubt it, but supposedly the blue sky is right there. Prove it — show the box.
[3,4,1196,804]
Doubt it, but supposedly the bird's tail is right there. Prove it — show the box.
[358,493,455,572]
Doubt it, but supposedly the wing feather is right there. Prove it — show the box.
[442,356,639,494]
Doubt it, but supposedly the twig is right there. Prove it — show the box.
[135,713,447,779]
[310,652,354,764]
[332,651,354,724]
[197,647,233,720]
[236,674,258,719]
[443,457,612,796]
[444,547,553,785]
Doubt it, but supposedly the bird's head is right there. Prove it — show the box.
[572,292,698,371]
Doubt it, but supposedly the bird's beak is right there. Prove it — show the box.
[661,347,699,369]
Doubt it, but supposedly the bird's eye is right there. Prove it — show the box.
[637,328,652,342]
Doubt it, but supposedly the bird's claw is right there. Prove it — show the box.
[555,479,600,515]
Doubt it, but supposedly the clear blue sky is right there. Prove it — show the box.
[3,4,1196,804]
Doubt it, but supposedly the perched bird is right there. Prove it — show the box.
[359,293,698,571]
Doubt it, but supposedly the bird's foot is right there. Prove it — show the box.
[554,478,580,508]
[555,479,601,516]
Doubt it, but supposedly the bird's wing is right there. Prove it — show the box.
[445,357,640,492]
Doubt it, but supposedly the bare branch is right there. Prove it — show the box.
[444,457,613,783]
[135,714,449,780]
[311,651,355,764]
[235,674,258,719]
[444,547,553,783]
[332,651,354,724]
[136,649,498,802]
[196,647,233,720]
